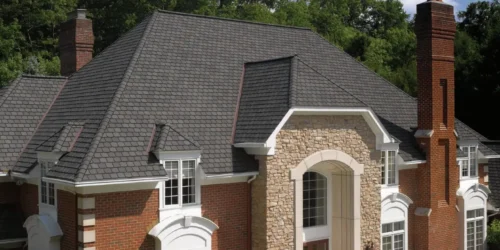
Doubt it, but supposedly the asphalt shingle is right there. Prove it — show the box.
[9,10,498,181]
[0,75,66,172]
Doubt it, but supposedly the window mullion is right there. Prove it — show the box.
[385,152,389,185]
[178,160,182,206]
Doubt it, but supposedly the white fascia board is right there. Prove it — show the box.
[0,172,7,177]
[156,150,201,161]
[379,142,400,151]
[401,160,426,165]
[10,171,31,179]
[43,176,170,187]
[204,171,258,179]
[266,107,392,149]
[0,238,27,244]
[484,155,500,159]
[457,140,479,146]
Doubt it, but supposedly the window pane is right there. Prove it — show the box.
[470,147,477,177]
[382,236,392,250]
[476,219,484,249]
[394,221,404,231]
[381,151,386,185]
[182,160,196,204]
[394,234,404,250]
[467,221,475,249]
[303,172,326,228]
[387,151,396,184]
[41,181,47,204]
[467,210,476,219]
[477,209,484,217]
[165,161,179,179]
[165,179,178,205]
[48,183,55,205]
[382,223,393,233]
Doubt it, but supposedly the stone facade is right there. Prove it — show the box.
[252,115,381,249]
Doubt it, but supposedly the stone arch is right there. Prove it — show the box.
[148,215,218,250]
[23,214,63,250]
[290,149,364,250]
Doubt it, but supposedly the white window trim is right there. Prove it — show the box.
[381,150,399,187]
[460,146,479,179]
[466,208,485,250]
[39,162,56,207]
[381,221,405,250]
[381,193,413,250]
[160,158,201,210]
[302,170,332,249]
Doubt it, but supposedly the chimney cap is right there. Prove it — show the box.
[67,9,87,20]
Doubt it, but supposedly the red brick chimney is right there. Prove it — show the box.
[414,0,458,249]
[59,9,94,76]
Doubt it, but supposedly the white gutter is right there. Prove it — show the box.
[43,176,171,187]
[0,238,27,244]
[401,160,426,165]
[204,171,259,179]
[484,155,500,159]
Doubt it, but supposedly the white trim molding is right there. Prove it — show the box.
[235,107,393,156]
[24,214,63,250]
[290,149,363,250]
[457,182,490,250]
[149,215,218,250]
[381,193,413,250]
[414,129,434,138]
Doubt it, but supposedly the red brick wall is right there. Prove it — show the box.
[0,182,19,204]
[414,1,459,249]
[399,169,417,250]
[479,163,487,185]
[20,183,38,217]
[94,189,158,250]
[202,183,250,250]
[59,14,94,76]
[58,190,77,250]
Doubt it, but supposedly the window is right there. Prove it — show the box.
[381,151,397,185]
[40,162,55,206]
[163,160,197,207]
[382,221,405,250]
[461,146,478,178]
[466,209,484,250]
[303,172,326,228]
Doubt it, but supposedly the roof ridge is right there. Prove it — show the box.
[456,118,489,141]
[295,56,368,107]
[166,124,200,148]
[156,10,312,31]
[288,56,298,108]
[76,12,159,182]
[21,74,67,79]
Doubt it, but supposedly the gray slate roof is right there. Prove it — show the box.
[151,124,200,152]
[234,56,366,143]
[0,75,66,172]
[10,10,498,181]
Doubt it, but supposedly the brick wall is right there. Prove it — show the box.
[58,190,77,250]
[202,183,250,250]
[399,169,417,250]
[94,189,158,250]
[479,163,487,185]
[0,182,19,204]
[20,183,38,217]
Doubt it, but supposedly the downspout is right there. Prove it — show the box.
[247,175,257,250]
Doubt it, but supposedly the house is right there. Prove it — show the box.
[0,0,499,249]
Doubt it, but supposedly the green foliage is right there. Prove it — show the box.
[488,219,500,246]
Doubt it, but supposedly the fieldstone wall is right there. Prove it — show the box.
[251,115,381,250]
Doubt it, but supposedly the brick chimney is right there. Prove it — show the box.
[414,0,459,249]
[59,9,94,76]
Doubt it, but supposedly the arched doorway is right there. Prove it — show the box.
[291,150,364,250]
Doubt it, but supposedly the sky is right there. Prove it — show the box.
[400,0,488,15]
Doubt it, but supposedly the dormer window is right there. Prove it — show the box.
[40,161,55,206]
[381,151,397,185]
[162,159,199,207]
[460,146,478,178]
